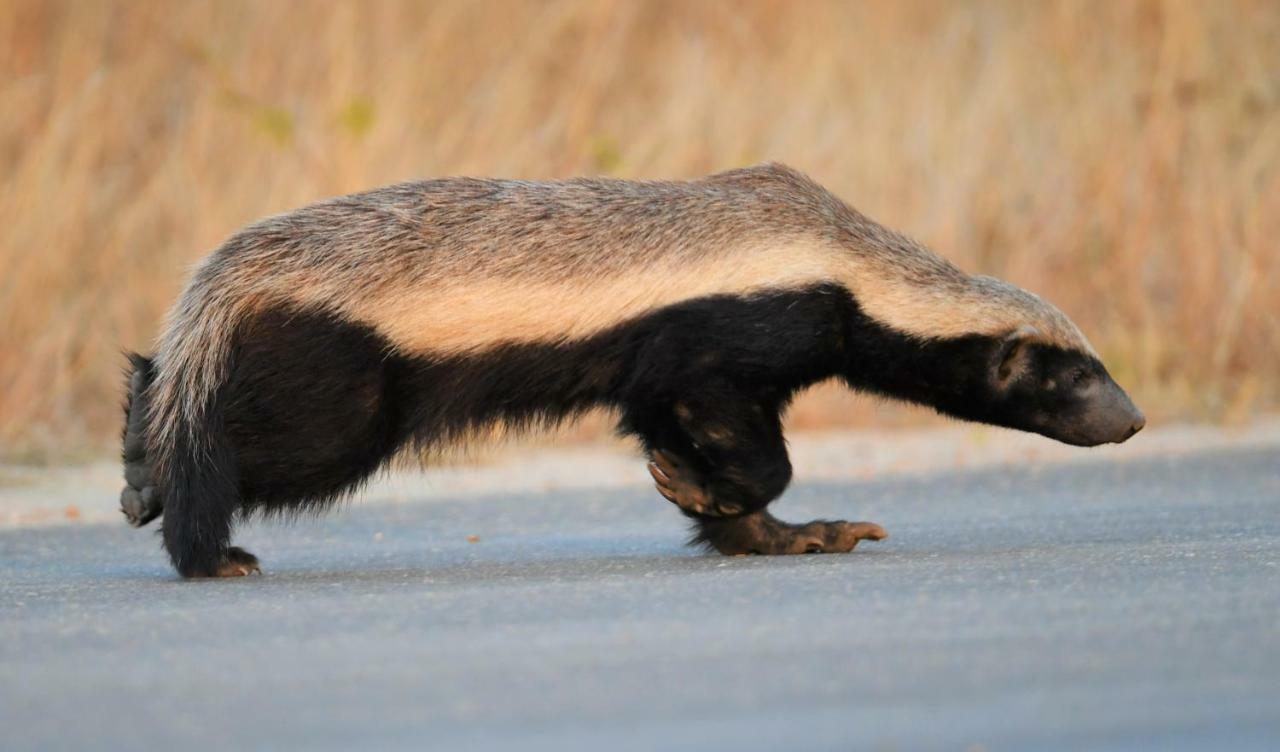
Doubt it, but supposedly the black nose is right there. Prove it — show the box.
[1121,413,1146,441]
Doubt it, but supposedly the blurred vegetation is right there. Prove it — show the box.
[0,0,1277,461]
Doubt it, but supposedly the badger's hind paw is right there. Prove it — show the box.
[209,547,262,578]
[120,484,162,527]
[648,449,745,517]
[692,510,887,556]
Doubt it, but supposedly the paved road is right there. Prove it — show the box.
[2,446,1278,751]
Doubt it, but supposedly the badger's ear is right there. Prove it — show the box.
[994,325,1040,387]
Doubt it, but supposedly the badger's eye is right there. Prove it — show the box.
[1069,367,1094,386]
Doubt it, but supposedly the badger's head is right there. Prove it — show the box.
[958,324,1145,446]
[916,279,1145,447]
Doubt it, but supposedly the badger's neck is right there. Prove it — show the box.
[829,278,998,411]
[823,234,1094,359]
[608,281,997,412]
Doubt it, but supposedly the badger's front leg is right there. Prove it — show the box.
[628,388,887,555]
[649,449,887,555]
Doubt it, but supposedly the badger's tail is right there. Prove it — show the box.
[120,353,162,527]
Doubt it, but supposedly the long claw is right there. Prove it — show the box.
[648,449,714,515]
[849,521,889,541]
[651,449,680,477]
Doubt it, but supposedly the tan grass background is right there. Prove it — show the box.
[1,0,1277,461]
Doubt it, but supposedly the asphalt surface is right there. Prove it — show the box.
[2,446,1278,751]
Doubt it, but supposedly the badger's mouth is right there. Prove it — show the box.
[1047,421,1144,447]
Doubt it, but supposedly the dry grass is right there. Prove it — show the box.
[1,0,1277,461]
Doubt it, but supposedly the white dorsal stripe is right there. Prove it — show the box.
[278,239,1095,357]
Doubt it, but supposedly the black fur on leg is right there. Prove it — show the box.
[156,304,416,577]
[159,399,246,577]
[120,352,162,527]
[634,392,793,519]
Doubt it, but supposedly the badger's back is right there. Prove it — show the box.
[144,164,1089,471]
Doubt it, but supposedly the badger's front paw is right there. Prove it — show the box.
[648,449,745,517]
[693,511,888,556]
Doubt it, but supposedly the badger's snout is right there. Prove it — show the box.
[1118,411,1146,443]
[1076,377,1145,446]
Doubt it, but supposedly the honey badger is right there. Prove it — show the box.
[120,163,1145,577]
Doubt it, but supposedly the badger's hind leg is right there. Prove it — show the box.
[160,418,250,577]
[161,307,406,578]
[223,308,406,517]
